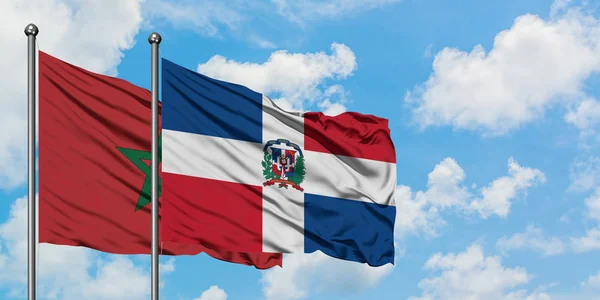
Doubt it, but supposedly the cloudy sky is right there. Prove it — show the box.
[1,0,600,299]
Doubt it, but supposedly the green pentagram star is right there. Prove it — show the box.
[118,134,162,211]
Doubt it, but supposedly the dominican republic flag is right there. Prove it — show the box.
[160,58,397,266]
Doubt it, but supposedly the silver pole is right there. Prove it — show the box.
[24,23,38,300]
[148,32,161,300]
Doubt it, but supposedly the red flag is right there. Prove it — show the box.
[38,51,282,269]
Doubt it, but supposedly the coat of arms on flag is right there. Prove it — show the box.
[262,139,306,192]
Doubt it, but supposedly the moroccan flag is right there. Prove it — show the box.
[38,51,282,269]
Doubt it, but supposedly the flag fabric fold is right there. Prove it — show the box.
[38,51,282,269]
[160,58,397,267]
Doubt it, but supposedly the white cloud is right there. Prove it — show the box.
[143,0,244,37]
[468,158,546,219]
[565,97,600,136]
[272,0,401,25]
[409,243,547,300]
[0,196,175,299]
[394,185,446,238]
[496,225,566,257]
[569,157,600,192]
[571,228,600,253]
[395,157,545,237]
[406,5,600,135]
[316,85,348,116]
[582,271,600,289]
[160,257,176,273]
[550,0,574,17]
[424,44,434,58]
[586,188,600,221]
[569,177,600,254]
[248,35,277,49]
[194,285,228,300]
[143,0,399,47]
[143,0,400,39]
[197,43,357,112]
[0,0,144,189]
[504,290,553,300]
[318,99,347,116]
[260,252,394,300]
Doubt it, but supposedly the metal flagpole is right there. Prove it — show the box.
[148,32,162,300]
[24,23,39,300]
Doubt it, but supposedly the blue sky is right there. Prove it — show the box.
[1,0,600,299]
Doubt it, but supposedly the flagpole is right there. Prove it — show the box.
[24,23,39,300]
[149,32,162,300]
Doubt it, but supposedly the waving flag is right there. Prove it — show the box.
[161,58,397,266]
[38,51,282,269]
